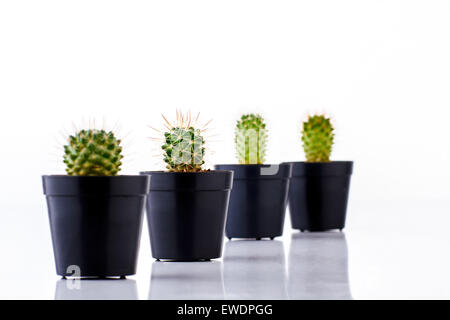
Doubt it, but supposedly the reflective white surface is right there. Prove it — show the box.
[52,234,351,300]
[149,261,225,300]
[146,234,351,300]
[55,279,138,300]
[288,232,352,300]
[3,200,450,299]
[223,240,288,300]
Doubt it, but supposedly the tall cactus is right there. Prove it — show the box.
[161,112,206,172]
[302,114,334,162]
[235,114,267,164]
[63,129,123,176]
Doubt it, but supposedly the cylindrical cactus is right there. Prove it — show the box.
[235,114,267,164]
[63,129,123,176]
[302,114,334,162]
[161,114,206,172]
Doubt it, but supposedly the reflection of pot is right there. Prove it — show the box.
[288,232,352,300]
[223,240,287,299]
[148,261,225,300]
[55,279,138,300]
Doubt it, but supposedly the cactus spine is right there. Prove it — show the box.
[161,113,206,172]
[235,114,267,164]
[302,114,334,162]
[63,129,123,176]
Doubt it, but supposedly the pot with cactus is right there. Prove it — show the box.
[286,114,353,232]
[215,114,292,240]
[141,112,233,261]
[42,129,150,278]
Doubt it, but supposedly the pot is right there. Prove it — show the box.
[140,170,233,261]
[214,164,292,239]
[42,175,150,278]
[286,161,353,232]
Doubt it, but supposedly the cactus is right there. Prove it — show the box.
[161,113,206,172]
[235,114,267,164]
[302,114,334,162]
[63,129,123,176]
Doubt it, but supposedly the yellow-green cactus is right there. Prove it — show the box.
[235,114,267,164]
[63,129,123,176]
[302,115,334,162]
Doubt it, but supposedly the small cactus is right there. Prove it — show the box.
[302,114,334,162]
[63,129,123,176]
[161,113,206,172]
[235,114,267,164]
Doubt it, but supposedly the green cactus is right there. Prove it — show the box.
[235,114,267,164]
[162,126,206,172]
[63,129,123,176]
[302,115,334,162]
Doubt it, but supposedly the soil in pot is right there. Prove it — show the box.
[287,161,353,232]
[141,170,233,261]
[214,164,292,240]
[42,175,150,278]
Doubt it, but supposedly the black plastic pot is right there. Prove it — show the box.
[42,175,150,278]
[286,161,353,232]
[140,171,233,261]
[214,164,292,239]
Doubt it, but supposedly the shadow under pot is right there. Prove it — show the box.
[140,171,233,261]
[42,175,150,278]
[286,161,353,232]
[214,164,292,240]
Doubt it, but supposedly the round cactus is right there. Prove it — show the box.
[302,115,334,162]
[63,129,123,176]
[235,114,267,164]
[162,126,205,172]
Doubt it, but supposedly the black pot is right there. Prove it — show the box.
[140,171,233,261]
[286,161,353,232]
[42,175,150,278]
[214,164,292,239]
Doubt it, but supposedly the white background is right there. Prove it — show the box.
[1,0,450,299]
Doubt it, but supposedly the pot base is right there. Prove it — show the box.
[228,237,276,241]
[298,229,344,232]
[61,275,128,280]
[156,259,212,262]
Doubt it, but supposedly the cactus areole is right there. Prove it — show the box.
[235,114,267,165]
[302,115,334,162]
